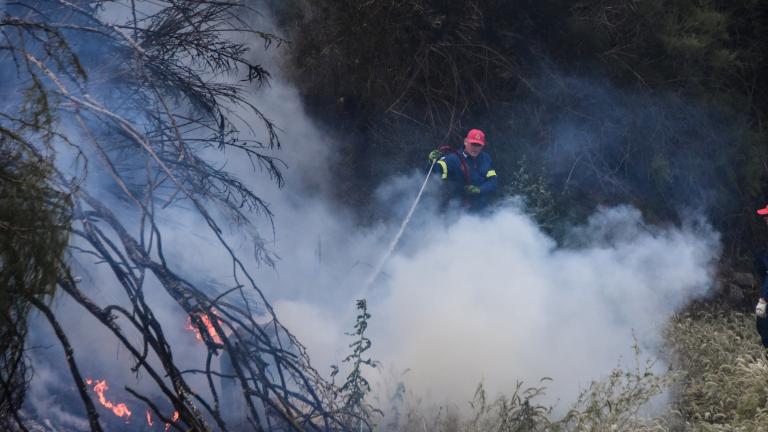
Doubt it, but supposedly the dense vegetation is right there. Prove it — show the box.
[272,0,768,256]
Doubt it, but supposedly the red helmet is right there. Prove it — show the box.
[465,129,486,146]
[757,205,768,215]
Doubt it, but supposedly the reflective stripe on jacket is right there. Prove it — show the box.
[435,150,497,210]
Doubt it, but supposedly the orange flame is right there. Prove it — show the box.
[146,408,180,430]
[164,410,179,430]
[185,311,222,344]
[86,378,132,419]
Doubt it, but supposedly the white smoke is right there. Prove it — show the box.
[268,199,718,408]
[372,206,717,406]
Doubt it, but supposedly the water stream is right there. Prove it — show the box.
[362,161,436,292]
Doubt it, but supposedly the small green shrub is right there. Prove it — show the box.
[506,156,558,230]
[333,299,382,431]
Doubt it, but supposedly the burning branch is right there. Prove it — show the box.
[166,411,180,431]
[86,379,132,420]
[186,311,223,345]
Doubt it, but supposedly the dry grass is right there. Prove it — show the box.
[666,305,768,431]
[375,303,768,431]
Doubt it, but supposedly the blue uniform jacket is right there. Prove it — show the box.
[758,253,768,300]
[435,150,498,210]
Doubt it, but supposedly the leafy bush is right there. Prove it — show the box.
[505,157,558,230]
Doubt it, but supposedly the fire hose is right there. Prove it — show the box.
[362,161,436,291]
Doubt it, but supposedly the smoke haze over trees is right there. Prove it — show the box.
[275,0,767,254]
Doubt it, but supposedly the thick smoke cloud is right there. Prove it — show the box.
[372,206,717,407]
[270,201,718,414]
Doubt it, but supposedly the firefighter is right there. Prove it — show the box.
[427,129,498,211]
[755,205,768,347]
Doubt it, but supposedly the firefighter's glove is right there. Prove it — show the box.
[464,185,481,195]
[757,299,767,319]
[428,150,443,164]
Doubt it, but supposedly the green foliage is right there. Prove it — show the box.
[280,0,768,129]
[506,157,558,229]
[0,149,69,309]
[568,0,764,93]
[284,0,521,130]
[0,142,71,427]
[333,299,382,431]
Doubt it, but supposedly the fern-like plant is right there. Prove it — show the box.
[333,299,382,431]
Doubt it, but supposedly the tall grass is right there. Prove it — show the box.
[374,304,767,431]
[666,305,768,430]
